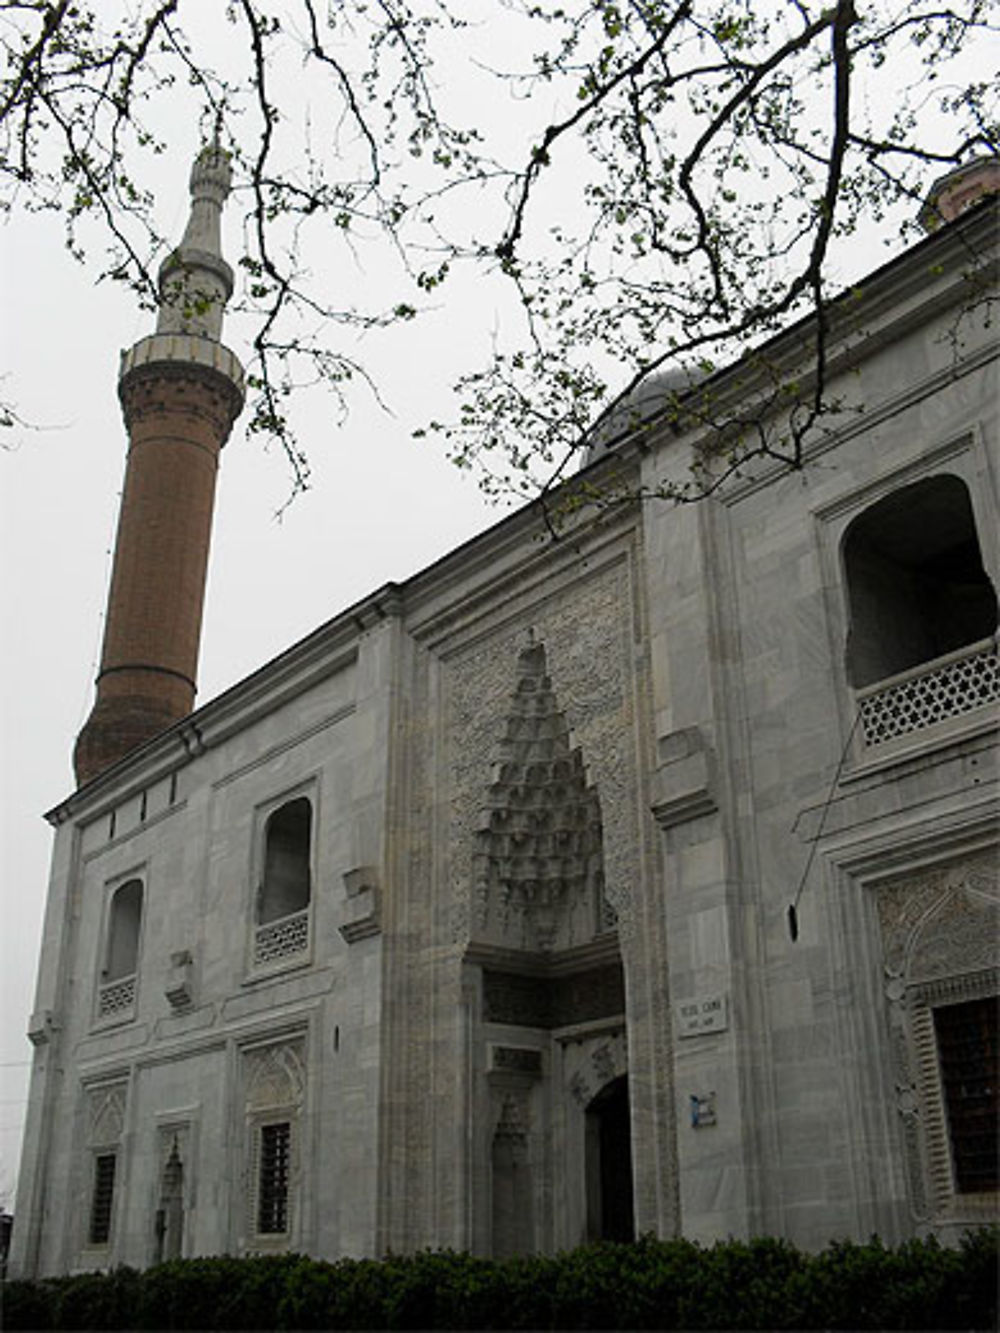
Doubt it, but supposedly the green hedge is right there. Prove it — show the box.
[4,1229,997,1330]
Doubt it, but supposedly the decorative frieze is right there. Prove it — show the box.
[489,1045,543,1076]
[483,963,626,1029]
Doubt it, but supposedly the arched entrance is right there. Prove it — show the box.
[585,1075,635,1242]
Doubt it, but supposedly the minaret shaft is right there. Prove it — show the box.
[73,144,243,788]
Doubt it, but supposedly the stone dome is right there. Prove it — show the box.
[580,365,703,467]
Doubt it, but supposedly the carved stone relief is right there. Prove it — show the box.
[491,1089,534,1257]
[561,1027,628,1110]
[490,1046,543,1076]
[244,1037,306,1112]
[876,854,998,983]
[87,1082,127,1147]
[493,1091,530,1143]
[154,1128,188,1263]
[483,964,625,1029]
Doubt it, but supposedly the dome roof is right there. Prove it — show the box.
[580,365,703,467]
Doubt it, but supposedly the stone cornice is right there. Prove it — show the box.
[47,584,401,824]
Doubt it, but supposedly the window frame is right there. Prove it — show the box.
[79,1078,128,1262]
[255,1119,293,1236]
[87,1150,118,1247]
[909,972,1000,1221]
[94,870,146,1027]
[812,435,999,774]
[840,473,998,692]
[932,995,999,1195]
[239,1034,307,1254]
[246,785,317,979]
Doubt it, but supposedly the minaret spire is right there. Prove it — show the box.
[156,136,234,341]
[73,141,245,788]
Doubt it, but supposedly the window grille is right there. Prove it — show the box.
[934,997,999,1194]
[89,1152,117,1245]
[97,973,136,1018]
[857,639,1000,746]
[257,1122,291,1234]
[253,908,309,966]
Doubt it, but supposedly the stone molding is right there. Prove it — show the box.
[164,950,194,1010]
[27,1009,58,1047]
[339,866,382,943]
[650,727,717,829]
[118,357,245,443]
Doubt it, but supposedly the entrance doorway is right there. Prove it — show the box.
[585,1075,635,1241]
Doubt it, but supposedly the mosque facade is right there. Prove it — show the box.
[10,154,999,1277]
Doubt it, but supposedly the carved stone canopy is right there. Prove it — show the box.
[473,638,614,952]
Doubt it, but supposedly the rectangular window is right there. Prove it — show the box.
[89,1152,117,1245]
[934,996,999,1193]
[257,1122,291,1234]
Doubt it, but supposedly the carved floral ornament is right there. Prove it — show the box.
[563,1027,628,1109]
[874,852,999,989]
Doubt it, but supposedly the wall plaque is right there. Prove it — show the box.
[675,993,728,1037]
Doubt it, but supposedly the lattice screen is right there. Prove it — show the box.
[859,642,999,746]
[97,974,136,1018]
[253,908,309,965]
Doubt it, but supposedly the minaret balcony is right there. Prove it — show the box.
[119,332,244,392]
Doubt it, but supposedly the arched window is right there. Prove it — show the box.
[98,878,143,1020]
[254,797,312,966]
[105,879,143,981]
[843,475,997,689]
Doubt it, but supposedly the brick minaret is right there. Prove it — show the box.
[74,142,244,787]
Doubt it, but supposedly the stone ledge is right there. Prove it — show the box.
[650,727,717,829]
